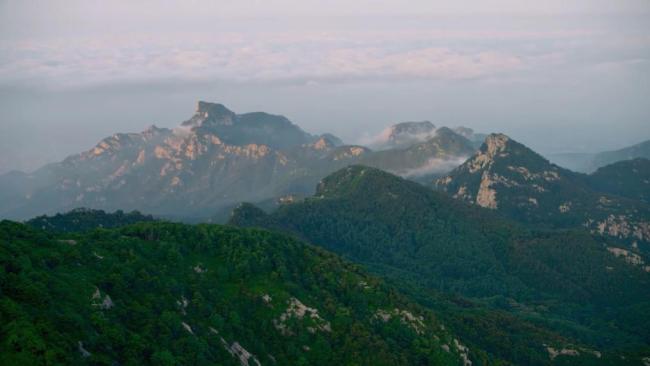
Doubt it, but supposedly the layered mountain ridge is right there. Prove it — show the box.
[589,139,650,172]
[3,99,650,365]
[0,101,476,221]
[548,138,650,173]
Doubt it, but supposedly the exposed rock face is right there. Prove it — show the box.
[312,137,334,150]
[318,133,344,147]
[273,297,331,335]
[607,247,650,271]
[595,215,650,242]
[454,339,472,366]
[436,133,557,209]
[310,134,343,150]
[78,341,91,358]
[225,342,261,366]
[545,344,602,361]
[211,327,262,366]
[373,308,426,334]
[177,296,189,315]
[181,322,194,335]
[0,101,477,221]
[546,346,580,360]
[330,146,370,161]
[193,264,207,273]
[482,133,510,159]
[435,133,650,252]
[476,171,498,209]
[91,287,114,310]
[183,101,237,128]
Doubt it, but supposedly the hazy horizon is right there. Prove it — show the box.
[1,0,650,174]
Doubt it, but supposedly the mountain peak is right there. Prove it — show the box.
[371,121,436,150]
[316,165,375,197]
[482,133,511,157]
[311,136,336,150]
[228,202,269,227]
[386,120,435,142]
[182,101,237,128]
[142,124,170,138]
[390,121,435,134]
[433,126,458,138]
[451,133,551,177]
[453,126,474,139]
[318,133,343,146]
[196,101,232,115]
[435,134,558,208]
[315,165,410,199]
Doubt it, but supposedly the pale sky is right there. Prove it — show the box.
[1,0,649,173]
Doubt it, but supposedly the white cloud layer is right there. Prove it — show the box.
[402,156,470,177]
[0,33,517,87]
[1,1,647,90]
[3,15,648,91]
[3,23,639,89]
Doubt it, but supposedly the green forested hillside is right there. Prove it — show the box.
[587,158,650,204]
[26,208,156,233]
[5,166,650,366]
[0,220,467,366]
[231,165,650,364]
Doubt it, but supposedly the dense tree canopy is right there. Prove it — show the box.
[26,208,155,233]
[1,220,466,365]
[231,166,650,365]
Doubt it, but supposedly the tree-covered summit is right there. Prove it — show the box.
[26,208,156,233]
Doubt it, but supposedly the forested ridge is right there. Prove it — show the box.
[3,166,650,365]
[0,220,467,365]
[231,165,650,365]
[26,208,156,233]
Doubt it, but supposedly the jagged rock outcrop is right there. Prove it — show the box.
[182,101,237,128]
[0,101,477,221]
[435,134,650,253]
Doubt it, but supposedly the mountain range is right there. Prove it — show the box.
[0,101,476,221]
[2,100,650,365]
[547,139,650,173]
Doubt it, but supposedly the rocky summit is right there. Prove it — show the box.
[0,101,477,221]
[435,133,650,252]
